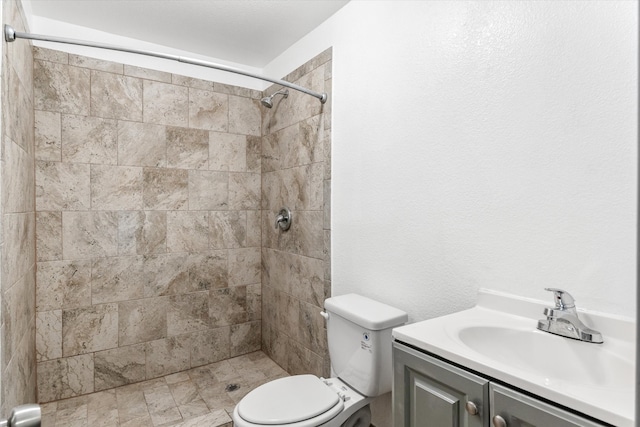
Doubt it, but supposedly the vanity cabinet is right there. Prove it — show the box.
[393,341,609,427]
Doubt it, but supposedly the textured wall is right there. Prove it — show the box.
[0,0,37,415]
[261,49,332,377]
[265,1,637,321]
[33,48,263,403]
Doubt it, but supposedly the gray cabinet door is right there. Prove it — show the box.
[393,342,489,427]
[490,384,608,427]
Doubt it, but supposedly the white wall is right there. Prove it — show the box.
[265,1,638,321]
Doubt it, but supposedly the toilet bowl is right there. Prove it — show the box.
[232,294,408,427]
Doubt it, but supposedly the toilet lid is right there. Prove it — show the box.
[237,375,342,425]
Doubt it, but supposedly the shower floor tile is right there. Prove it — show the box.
[40,351,289,427]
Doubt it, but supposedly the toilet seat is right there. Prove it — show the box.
[235,375,345,426]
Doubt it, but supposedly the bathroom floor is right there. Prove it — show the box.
[40,351,289,427]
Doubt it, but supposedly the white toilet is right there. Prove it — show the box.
[232,293,408,427]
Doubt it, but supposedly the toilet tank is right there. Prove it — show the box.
[324,294,408,397]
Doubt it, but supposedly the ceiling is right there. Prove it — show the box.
[27,0,349,67]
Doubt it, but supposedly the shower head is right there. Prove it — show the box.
[260,88,289,108]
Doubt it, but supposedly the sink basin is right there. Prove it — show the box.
[456,325,633,390]
[392,289,636,427]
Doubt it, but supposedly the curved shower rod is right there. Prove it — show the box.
[4,25,327,104]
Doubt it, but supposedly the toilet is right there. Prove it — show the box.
[232,293,408,427]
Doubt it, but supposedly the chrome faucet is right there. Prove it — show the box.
[536,288,603,343]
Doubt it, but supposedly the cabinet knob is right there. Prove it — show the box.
[465,401,478,415]
[492,415,507,427]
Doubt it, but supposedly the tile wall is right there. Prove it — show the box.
[0,0,37,415]
[261,49,332,377]
[33,48,264,403]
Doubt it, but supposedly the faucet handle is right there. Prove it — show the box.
[544,288,575,310]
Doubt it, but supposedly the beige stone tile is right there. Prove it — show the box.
[70,55,123,73]
[246,210,261,247]
[118,297,168,346]
[167,292,210,336]
[164,371,190,385]
[62,211,118,259]
[189,88,228,132]
[143,251,227,296]
[34,60,90,114]
[116,387,150,423]
[323,179,331,229]
[36,259,92,311]
[246,135,261,174]
[117,211,143,256]
[125,65,172,82]
[274,291,301,343]
[310,162,324,211]
[142,211,168,254]
[228,95,260,136]
[4,67,34,154]
[262,115,322,172]
[262,248,324,306]
[36,310,62,362]
[143,168,188,211]
[230,321,261,357]
[166,211,209,252]
[208,359,240,383]
[120,415,153,427]
[189,327,230,367]
[143,80,188,127]
[188,170,228,211]
[3,137,35,213]
[36,211,62,262]
[168,380,200,406]
[33,46,69,64]
[54,396,88,427]
[196,384,235,414]
[177,398,209,419]
[91,256,144,304]
[91,164,143,210]
[209,211,246,249]
[95,344,146,391]
[228,248,260,286]
[2,269,35,368]
[87,389,119,427]
[208,132,246,172]
[36,161,90,211]
[209,287,247,328]
[172,75,213,90]
[150,406,182,426]
[229,173,260,210]
[213,82,253,98]
[118,211,167,255]
[35,110,61,161]
[61,114,117,165]
[117,121,167,168]
[247,283,261,321]
[91,70,142,121]
[299,301,327,356]
[2,213,35,290]
[37,354,94,402]
[166,126,209,170]
[146,336,191,379]
[62,303,119,356]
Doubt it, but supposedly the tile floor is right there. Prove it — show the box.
[40,351,289,427]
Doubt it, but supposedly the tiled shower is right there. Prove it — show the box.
[0,0,332,421]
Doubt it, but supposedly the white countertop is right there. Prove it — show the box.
[392,289,636,427]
